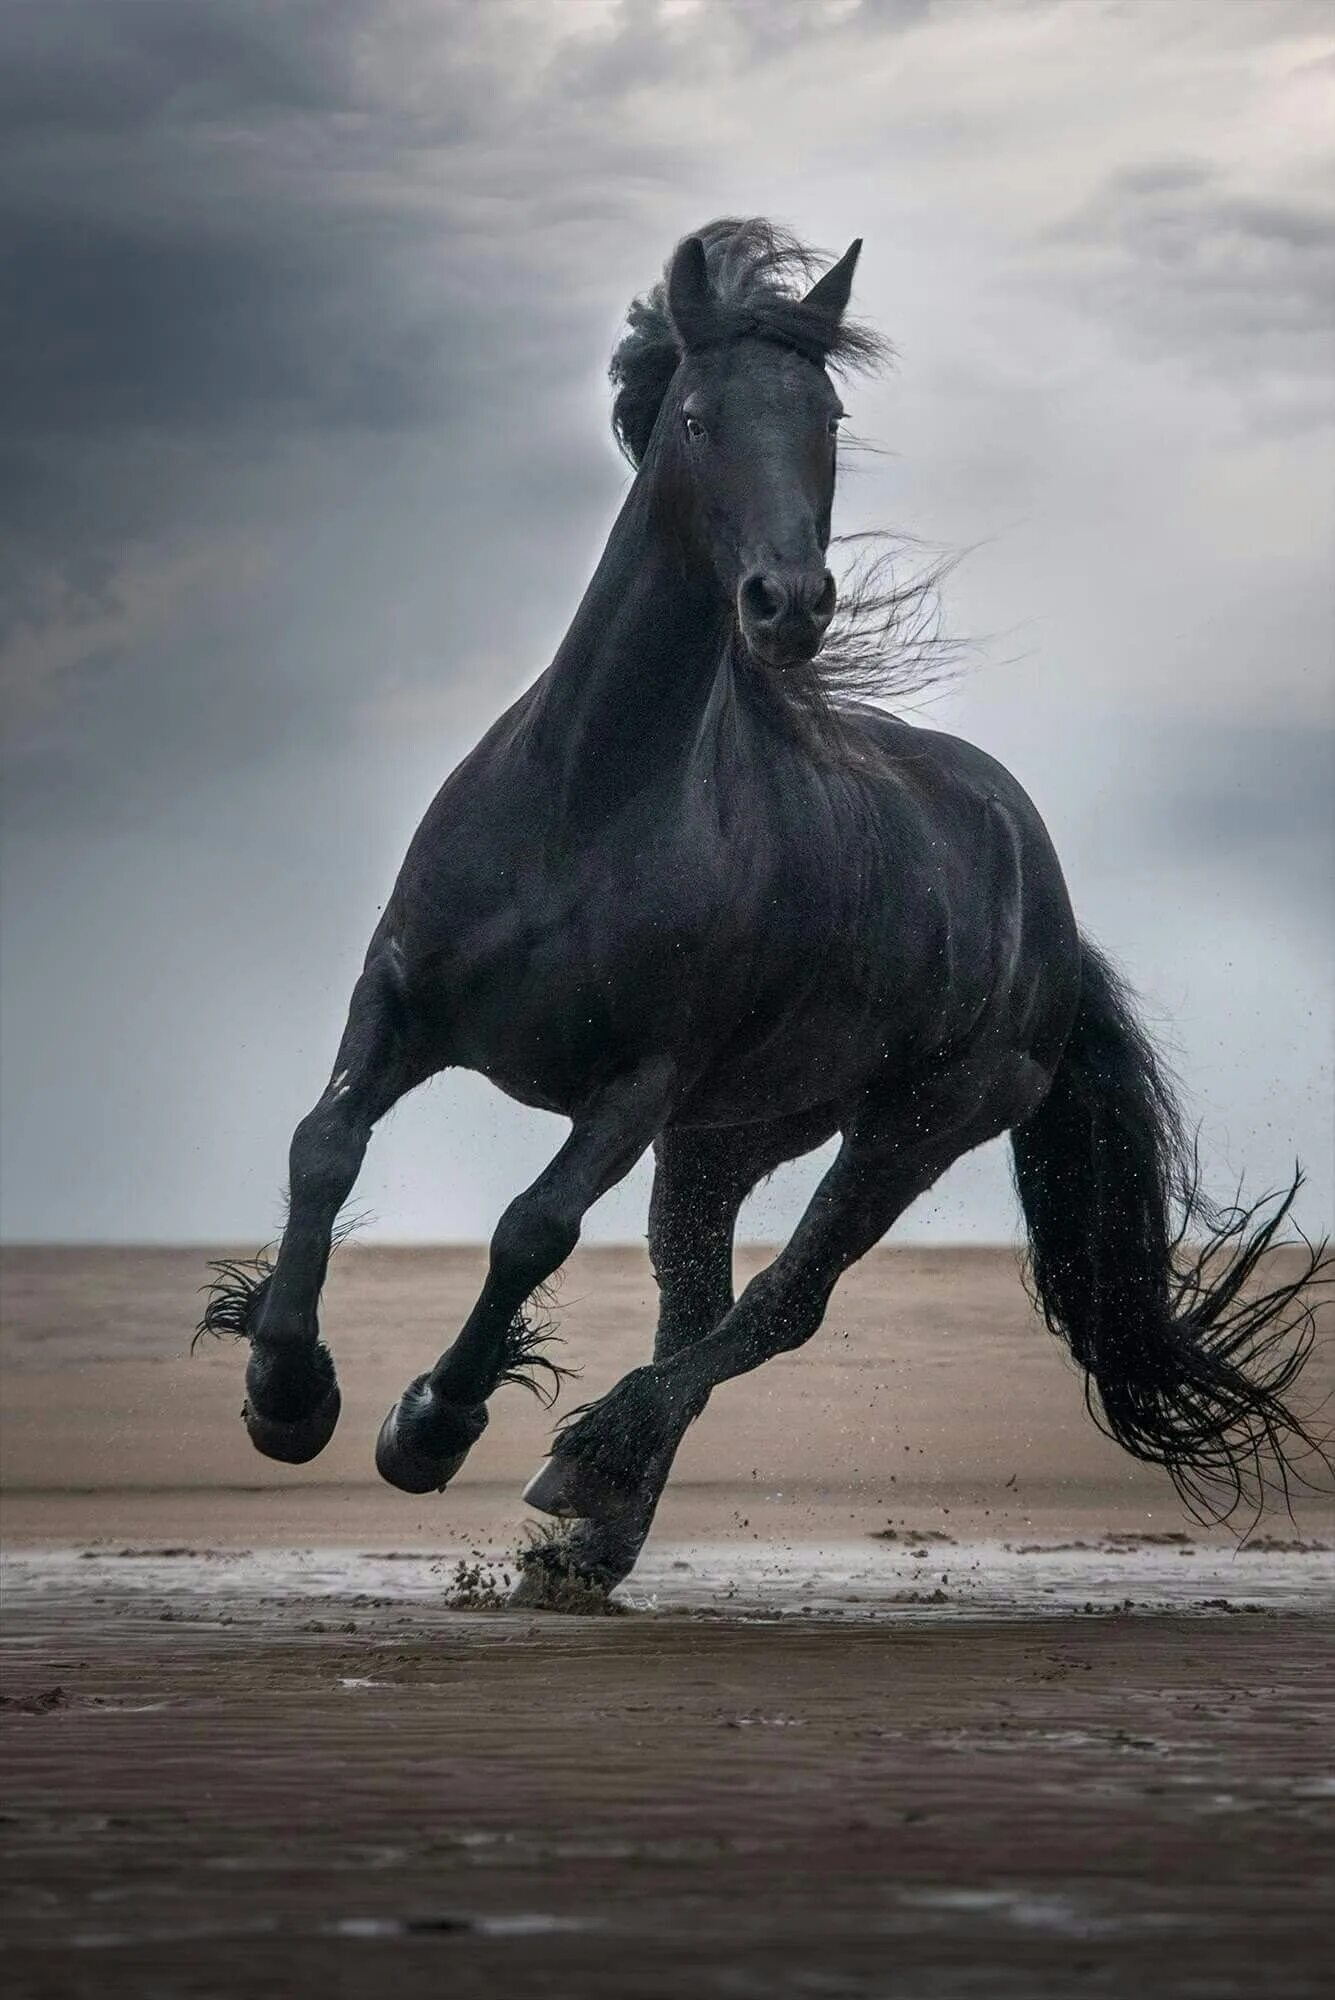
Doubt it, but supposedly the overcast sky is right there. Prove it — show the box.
[2,0,1331,1246]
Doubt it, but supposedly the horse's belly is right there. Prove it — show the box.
[402,846,933,1123]
[427,925,688,1116]
[676,959,915,1122]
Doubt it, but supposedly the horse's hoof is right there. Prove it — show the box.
[375,1378,487,1495]
[243,1342,341,1464]
[507,1560,613,1612]
[244,1380,342,1464]
[512,1511,648,1603]
[522,1453,632,1523]
[507,1564,555,1608]
[508,1524,626,1611]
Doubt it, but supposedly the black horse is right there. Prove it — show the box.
[203,219,1327,1596]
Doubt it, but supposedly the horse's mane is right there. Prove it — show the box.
[609,218,956,725]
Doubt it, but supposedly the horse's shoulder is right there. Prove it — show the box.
[842,710,1043,820]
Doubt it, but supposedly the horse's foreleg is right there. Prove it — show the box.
[374,1059,676,1496]
[539,1059,1049,1522]
[518,1110,837,1594]
[204,953,414,1464]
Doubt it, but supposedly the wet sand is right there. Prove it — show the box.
[2,1245,1333,1996]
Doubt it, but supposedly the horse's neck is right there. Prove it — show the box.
[522,483,730,822]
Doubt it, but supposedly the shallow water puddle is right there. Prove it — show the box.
[329,1912,590,1940]
[4,1538,1333,1625]
[898,1887,1199,1939]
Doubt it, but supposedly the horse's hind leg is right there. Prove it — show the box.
[520,1107,836,1595]
[202,951,415,1464]
[539,1057,1052,1525]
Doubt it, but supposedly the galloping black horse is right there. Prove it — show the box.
[204,219,1326,1595]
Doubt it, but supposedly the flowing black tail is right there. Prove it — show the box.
[1011,938,1331,1521]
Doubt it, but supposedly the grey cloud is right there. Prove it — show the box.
[548,0,932,98]
[1132,722,1335,899]
[1045,159,1335,418]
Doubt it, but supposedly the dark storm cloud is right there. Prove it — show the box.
[0,1,551,504]
[0,0,645,760]
[3,208,458,440]
[0,6,413,725]
[0,0,370,135]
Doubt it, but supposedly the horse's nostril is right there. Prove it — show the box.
[741,573,785,625]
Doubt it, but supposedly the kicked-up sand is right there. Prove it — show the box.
[2,1244,1332,1997]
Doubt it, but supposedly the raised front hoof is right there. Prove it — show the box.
[243,1342,341,1464]
[375,1378,487,1495]
[244,1381,341,1464]
[522,1452,634,1524]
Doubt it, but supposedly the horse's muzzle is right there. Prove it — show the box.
[738,566,835,668]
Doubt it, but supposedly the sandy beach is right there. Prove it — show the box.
[3,1243,1332,1997]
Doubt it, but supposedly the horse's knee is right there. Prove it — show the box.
[287,1103,366,1212]
[489,1192,580,1295]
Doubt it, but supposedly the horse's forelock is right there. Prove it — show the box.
[609,218,887,467]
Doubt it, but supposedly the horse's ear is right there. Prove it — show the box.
[802,238,862,324]
[666,235,715,352]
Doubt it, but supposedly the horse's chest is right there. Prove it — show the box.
[432,843,715,1100]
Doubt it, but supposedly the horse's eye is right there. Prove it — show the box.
[684,414,708,443]
[828,413,845,437]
